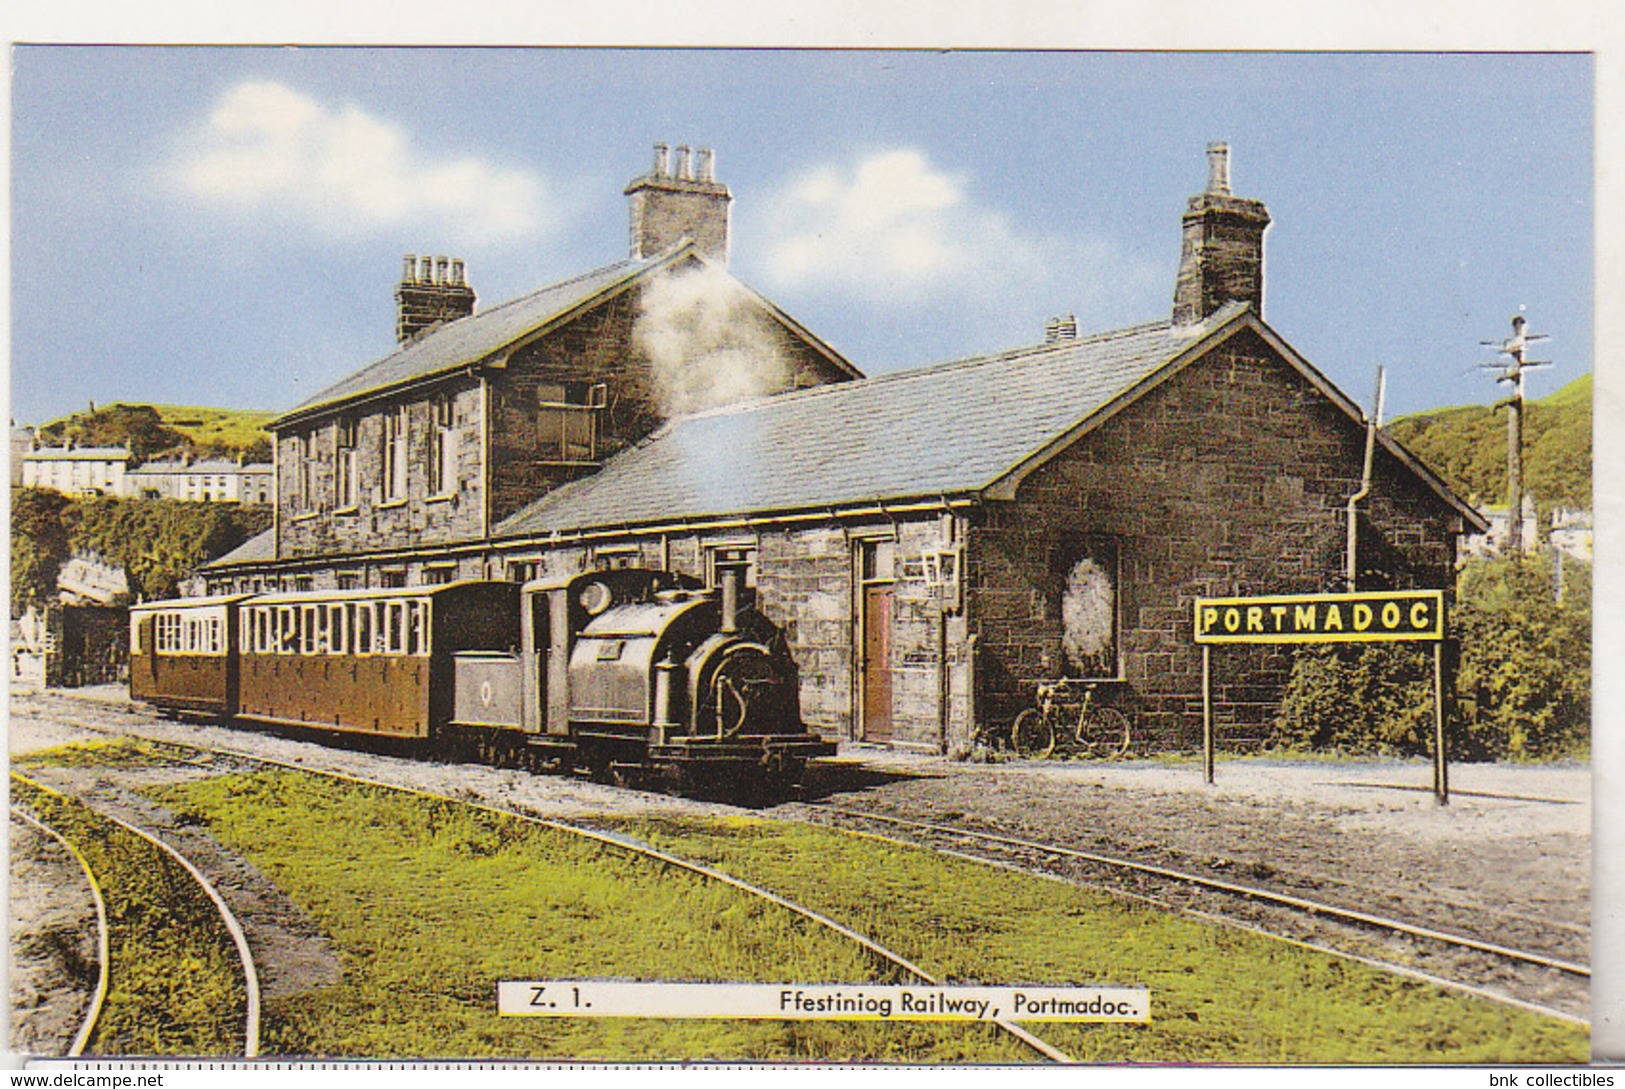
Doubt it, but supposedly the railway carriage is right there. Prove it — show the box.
[129,595,251,717]
[235,581,520,738]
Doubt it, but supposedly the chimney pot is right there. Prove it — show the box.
[675,144,693,180]
[435,256,449,285]
[402,254,417,282]
[653,142,670,177]
[450,258,465,286]
[696,147,715,182]
[418,255,434,283]
[1206,142,1232,194]
[1173,143,1269,325]
[1044,313,1078,343]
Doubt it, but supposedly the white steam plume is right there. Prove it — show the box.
[633,265,791,416]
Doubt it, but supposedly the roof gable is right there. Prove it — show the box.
[276,244,859,426]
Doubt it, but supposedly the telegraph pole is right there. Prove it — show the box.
[1479,313,1551,558]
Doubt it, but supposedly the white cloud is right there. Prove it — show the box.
[170,81,552,243]
[760,149,1048,297]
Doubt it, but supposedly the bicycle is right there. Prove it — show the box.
[1010,679,1132,759]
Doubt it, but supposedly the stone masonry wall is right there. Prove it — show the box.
[277,380,484,560]
[967,329,1460,752]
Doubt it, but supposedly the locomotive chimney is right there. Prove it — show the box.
[719,566,740,634]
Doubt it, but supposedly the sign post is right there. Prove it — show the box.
[1193,590,1449,804]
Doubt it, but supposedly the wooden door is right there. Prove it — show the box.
[862,584,894,742]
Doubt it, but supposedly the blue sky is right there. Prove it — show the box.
[10,48,1592,425]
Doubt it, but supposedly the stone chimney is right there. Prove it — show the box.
[1171,143,1271,326]
[625,142,733,264]
[396,253,476,343]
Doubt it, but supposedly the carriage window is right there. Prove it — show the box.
[405,602,421,655]
[328,604,347,655]
[313,606,330,654]
[301,605,320,654]
[353,603,373,655]
[279,607,299,654]
[386,602,406,654]
[208,617,223,654]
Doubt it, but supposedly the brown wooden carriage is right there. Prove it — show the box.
[234,581,519,738]
[129,595,251,716]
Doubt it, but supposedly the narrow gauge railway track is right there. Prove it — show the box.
[11,776,263,1057]
[9,804,111,1057]
[803,803,1588,1025]
[15,717,1074,1064]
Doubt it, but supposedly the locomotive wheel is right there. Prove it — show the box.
[1011,709,1054,758]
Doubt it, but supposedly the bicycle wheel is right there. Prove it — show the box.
[1080,705,1132,759]
[1011,709,1055,758]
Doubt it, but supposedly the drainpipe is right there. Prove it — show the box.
[1345,367,1387,591]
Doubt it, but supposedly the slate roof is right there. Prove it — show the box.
[129,459,273,475]
[493,306,1247,540]
[278,243,859,424]
[281,255,662,422]
[204,528,275,568]
[24,445,130,461]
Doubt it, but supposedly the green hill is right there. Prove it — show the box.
[37,403,274,464]
[1386,374,1592,510]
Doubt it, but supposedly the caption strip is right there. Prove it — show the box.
[499,982,1149,1022]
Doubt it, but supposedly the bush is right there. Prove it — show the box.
[1271,555,1590,761]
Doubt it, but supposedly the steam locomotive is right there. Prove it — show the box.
[128,568,834,793]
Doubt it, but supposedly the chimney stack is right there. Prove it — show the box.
[625,141,733,265]
[1172,143,1271,326]
[396,252,477,343]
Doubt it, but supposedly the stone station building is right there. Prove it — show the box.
[199,144,1485,753]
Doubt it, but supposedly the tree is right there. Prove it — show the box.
[11,488,72,615]
[37,403,185,464]
[1271,554,1590,760]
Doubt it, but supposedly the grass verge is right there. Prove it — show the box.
[11,775,247,1056]
[146,770,1026,1061]
[600,815,1587,1064]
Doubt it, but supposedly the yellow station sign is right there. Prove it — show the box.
[1193,590,1445,645]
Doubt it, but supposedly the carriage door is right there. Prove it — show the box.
[858,540,896,743]
[138,616,158,684]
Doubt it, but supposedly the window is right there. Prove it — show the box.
[536,381,606,463]
[422,564,456,586]
[336,571,362,590]
[336,417,359,509]
[707,544,759,589]
[1051,535,1121,680]
[506,559,542,584]
[592,544,640,571]
[428,395,458,496]
[382,405,409,502]
[292,432,318,512]
[379,569,407,589]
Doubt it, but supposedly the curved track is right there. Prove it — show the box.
[804,802,1588,1024]
[16,716,1071,1064]
[13,774,264,1058]
[9,804,110,1056]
